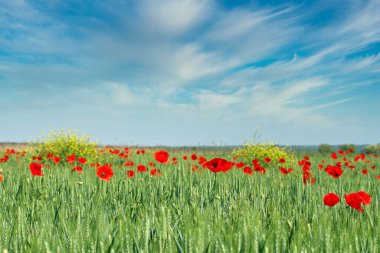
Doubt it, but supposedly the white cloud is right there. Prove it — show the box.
[192,89,243,110]
[138,0,212,35]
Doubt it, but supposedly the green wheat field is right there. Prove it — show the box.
[0,142,379,253]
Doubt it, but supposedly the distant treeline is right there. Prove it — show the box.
[0,142,375,153]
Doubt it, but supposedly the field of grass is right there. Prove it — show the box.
[0,146,379,252]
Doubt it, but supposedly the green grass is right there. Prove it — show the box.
[0,148,379,252]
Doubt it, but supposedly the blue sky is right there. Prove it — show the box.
[0,0,379,146]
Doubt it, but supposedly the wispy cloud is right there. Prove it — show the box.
[0,0,379,145]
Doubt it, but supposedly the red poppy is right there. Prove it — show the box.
[235,162,245,168]
[137,165,147,172]
[323,193,340,207]
[32,156,42,161]
[72,166,83,174]
[264,157,271,163]
[362,169,368,175]
[331,153,338,160]
[29,162,44,176]
[198,156,207,164]
[126,170,135,178]
[90,162,100,167]
[344,191,371,212]
[124,161,134,167]
[154,150,169,163]
[243,166,253,175]
[78,158,87,164]
[67,155,76,164]
[325,165,343,178]
[150,168,161,176]
[191,154,197,160]
[375,175,380,180]
[280,167,294,175]
[253,163,266,174]
[304,156,310,160]
[96,165,114,182]
[303,170,315,184]
[53,156,61,164]
[203,158,235,173]
[183,156,188,161]
[47,153,54,159]
[0,174,3,183]
[278,158,286,163]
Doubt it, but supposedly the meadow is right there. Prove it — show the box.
[0,145,379,253]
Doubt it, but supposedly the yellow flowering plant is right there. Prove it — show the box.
[232,142,296,165]
[34,130,102,163]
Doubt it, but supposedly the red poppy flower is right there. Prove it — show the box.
[278,158,286,163]
[198,156,207,164]
[264,157,271,163]
[323,193,340,207]
[304,156,310,160]
[137,165,147,172]
[0,174,3,183]
[280,167,294,175]
[303,170,315,184]
[124,161,134,167]
[203,158,235,173]
[183,156,188,160]
[243,166,253,175]
[154,150,169,163]
[126,170,135,178]
[67,155,76,164]
[375,175,380,180]
[29,162,44,176]
[150,168,161,176]
[32,156,42,161]
[53,156,61,164]
[253,163,266,174]
[331,153,338,159]
[47,153,54,159]
[344,191,371,212]
[78,158,87,164]
[191,154,197,160]
[72,166,83,174]
[235,162,245,168]
[362,169,368,175]
[96,165,114,182]
[325,165,343,178]
[91,162,100,167]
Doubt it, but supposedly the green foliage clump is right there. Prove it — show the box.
[363,144,380,154]
[339,144,356,153]
[232,142,296,165]
[35,130,100,162]
[318,144,333,154]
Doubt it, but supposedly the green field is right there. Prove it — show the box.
[0,146,379,253]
